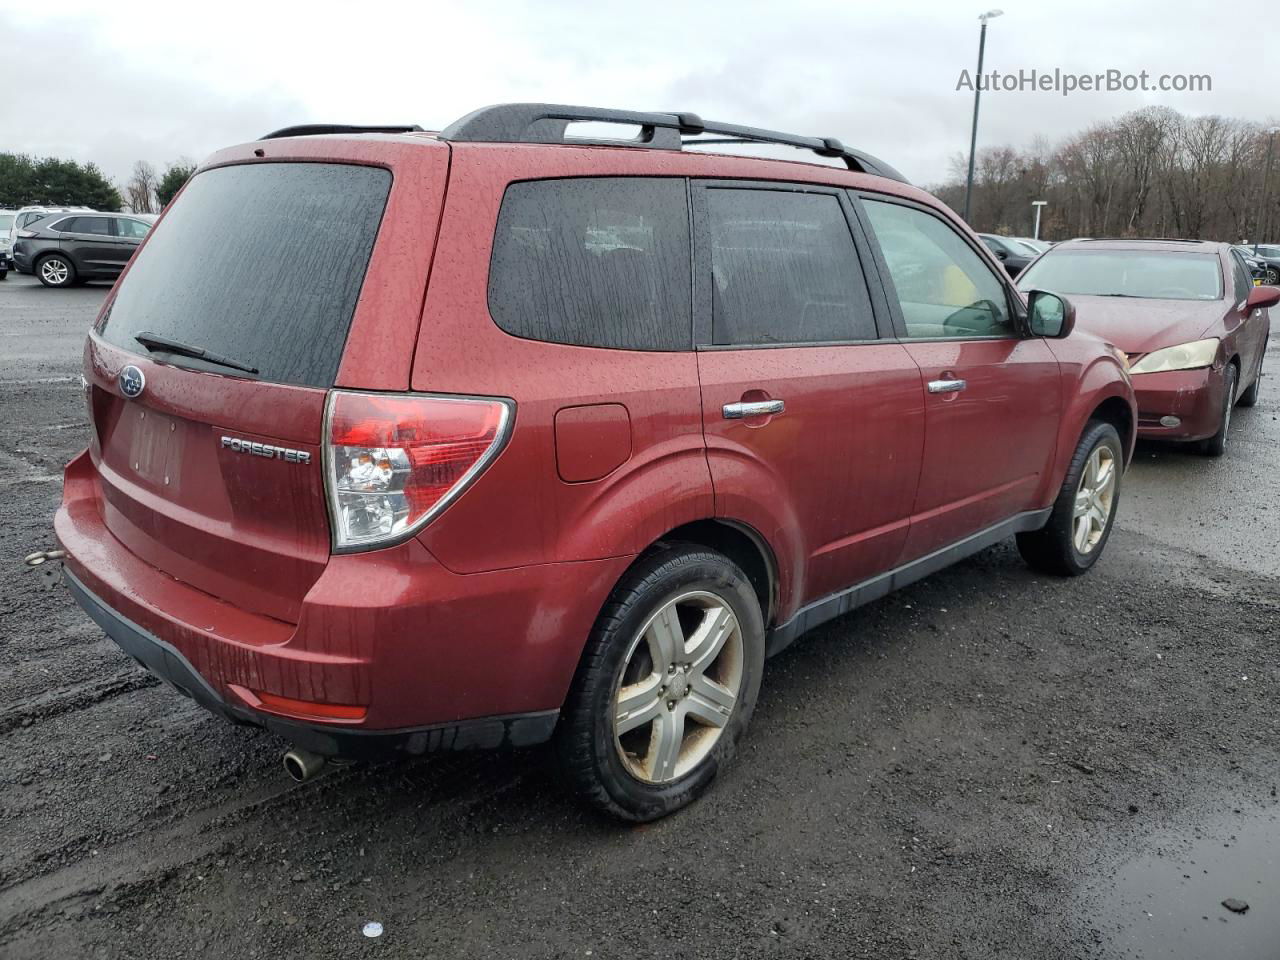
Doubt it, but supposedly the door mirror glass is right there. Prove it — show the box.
[1026,289,1075,338]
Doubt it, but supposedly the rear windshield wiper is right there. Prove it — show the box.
[134,331,260,376]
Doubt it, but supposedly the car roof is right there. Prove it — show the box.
[1054,238,1227,255]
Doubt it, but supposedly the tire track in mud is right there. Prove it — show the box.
[0,750,532,939]
[0,668,160,734]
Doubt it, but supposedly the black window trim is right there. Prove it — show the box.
[486,174,696,353]
[690,178,890,351]
[850,190,1029,344]
[1228,250,1252,306]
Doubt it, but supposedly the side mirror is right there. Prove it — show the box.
[995,249,1008,260]
[1026,289,1076,338]
[1245,285,1280,311]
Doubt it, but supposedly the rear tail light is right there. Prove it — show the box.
[324,391,512,551]
[16,230,37,238]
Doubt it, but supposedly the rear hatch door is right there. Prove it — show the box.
[87,146,448,623]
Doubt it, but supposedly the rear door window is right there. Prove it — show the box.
[60,217,113,235]
[701,187,876,345]
[99,162,392,388]
[488,177,691,351]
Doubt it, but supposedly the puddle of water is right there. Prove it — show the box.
[1083,805,1280,958]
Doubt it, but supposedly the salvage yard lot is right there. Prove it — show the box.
[1,272,1278,959]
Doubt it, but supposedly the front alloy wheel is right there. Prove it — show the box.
[1071,444,1117,555]
[1017,419,1123,576]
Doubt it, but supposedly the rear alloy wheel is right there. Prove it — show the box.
[37,254,76,288]
[1237,352,1263,408]
[556,545,764,821]
[1201,364,1238,457]
[1266,267,1280,286]
[1017,420,1123,576]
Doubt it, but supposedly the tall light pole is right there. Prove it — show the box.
[1258,127,1278,251]
[1031,200,1047,240]
[963,9,1003,224]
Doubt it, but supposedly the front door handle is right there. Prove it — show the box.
[723,399,785,419]
[927,378,967,394]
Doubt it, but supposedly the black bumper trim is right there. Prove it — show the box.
[63,568,560,759]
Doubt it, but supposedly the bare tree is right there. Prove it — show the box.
[928,106,1279,242]
[124,160,159,214]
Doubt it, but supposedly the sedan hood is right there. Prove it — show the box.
[1068,295,1223,355]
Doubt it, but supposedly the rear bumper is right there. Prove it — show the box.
[55,449,632,756]
[1131,367,1224,442]
[63,567,558,758]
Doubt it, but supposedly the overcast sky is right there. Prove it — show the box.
[4,0,1274,190]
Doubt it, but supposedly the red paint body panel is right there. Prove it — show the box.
[697,344,925,618]
[1131,368,1224,440]
[85,335,330,622]
[554,404,632,483]
[53,131,1137,748]
[57,448,632,727]
[899,338,1060,560]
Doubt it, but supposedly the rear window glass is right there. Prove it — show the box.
[1016,249,1223,301]
[488,178,691,351]
[100,163,392,387]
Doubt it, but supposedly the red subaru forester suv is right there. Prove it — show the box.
[54,105,1135,821]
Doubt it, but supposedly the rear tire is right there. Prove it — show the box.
[1237,353,1262,408]
[555,544,765,822]
[1200,364,1238,457]
[1017,420,1123,576]
[36,254,76,288]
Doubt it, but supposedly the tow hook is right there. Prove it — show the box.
[23,549,66,590]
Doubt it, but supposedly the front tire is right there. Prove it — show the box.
[556,545,765,822]
[36,254,76,288]
[1237,353,1262,408]
[1017,420,1123,576]
[1200,364,1238,457]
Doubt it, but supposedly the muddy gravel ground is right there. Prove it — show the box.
[1,273,1278,960]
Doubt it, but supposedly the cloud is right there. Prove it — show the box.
[3,0,1272,191]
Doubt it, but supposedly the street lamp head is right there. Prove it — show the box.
[979,9,1004,21]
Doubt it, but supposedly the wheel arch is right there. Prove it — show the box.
[640,518,779,628]
[33,249,76,278]
[1088,394,1134,464]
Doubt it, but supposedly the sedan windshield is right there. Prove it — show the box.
[1016,249,1222,301]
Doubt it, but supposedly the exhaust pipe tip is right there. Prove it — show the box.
[283,748,326,783]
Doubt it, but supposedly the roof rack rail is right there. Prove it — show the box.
[438,103,908,183]
[1076,237,1207,243]
[259,124,425,140]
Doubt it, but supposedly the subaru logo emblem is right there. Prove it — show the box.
[119,365,145,399]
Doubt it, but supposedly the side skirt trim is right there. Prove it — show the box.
[765,507,1052,657]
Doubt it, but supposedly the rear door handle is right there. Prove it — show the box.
[723,399,785,419]
[927,379,967,394]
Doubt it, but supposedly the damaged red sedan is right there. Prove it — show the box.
[1017,239,1276,456]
